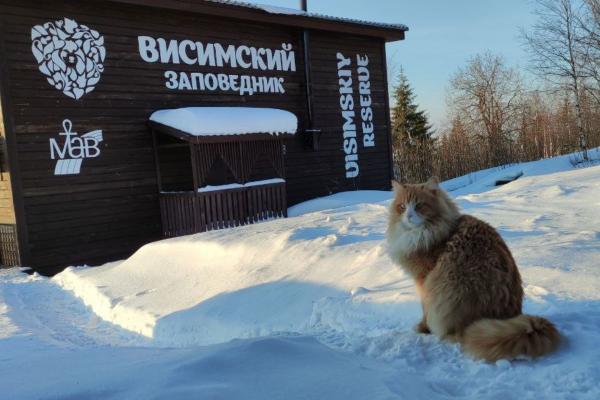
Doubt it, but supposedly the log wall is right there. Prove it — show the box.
[0,0,393,273]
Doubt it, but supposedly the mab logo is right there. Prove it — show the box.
[49,119,103,175]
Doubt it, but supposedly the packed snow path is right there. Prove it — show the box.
[1,151,600,399]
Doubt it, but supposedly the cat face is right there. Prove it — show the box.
[387,177,460,257]
[390,179,443,229]
[389,177,459,231]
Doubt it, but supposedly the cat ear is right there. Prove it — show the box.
[425,176,440,193]
[391,180,404,192]
[425,176,439,188]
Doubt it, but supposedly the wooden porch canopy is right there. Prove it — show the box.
[149,107,297,237]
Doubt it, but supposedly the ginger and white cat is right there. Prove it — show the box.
[386,177,560,362]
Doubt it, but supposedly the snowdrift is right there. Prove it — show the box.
[55,197,418,347]
[1,149,599,399]
[54,149,600,351]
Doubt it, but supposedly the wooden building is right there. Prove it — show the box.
[0,0,407,274]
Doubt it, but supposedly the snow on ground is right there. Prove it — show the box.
[440,147,600,196]
[1,150,600,399]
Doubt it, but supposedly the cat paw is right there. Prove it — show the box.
[415,321,431,334]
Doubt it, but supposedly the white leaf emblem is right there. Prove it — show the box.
[31,18,106,100]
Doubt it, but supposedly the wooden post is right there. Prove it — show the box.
[151,128,163,192]
[381,40,396,186]
[189,143,202,232]
[189,143,200,192]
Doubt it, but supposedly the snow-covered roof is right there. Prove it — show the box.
[215,1,409,32]
[107,1,407,40]
[150,107,298,137]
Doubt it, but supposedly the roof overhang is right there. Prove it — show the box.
[149,107,298,144]
[105,0,407,42]
[150,121,296,144]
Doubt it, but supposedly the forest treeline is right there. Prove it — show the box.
[392,0,600,183]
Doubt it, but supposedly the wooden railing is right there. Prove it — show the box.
[159,181,287,238]
[0,224,19,267]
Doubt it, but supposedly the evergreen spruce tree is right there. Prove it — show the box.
[390,68,435,182]
[391,68,434,145]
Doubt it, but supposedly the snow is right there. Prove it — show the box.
[197,178,285,192]
[440,147,600,196]
[256,4,306,15]
[160,178,285,194]
[201,0,408,31]
[288,190,392,217]
[150,107,298,136]
[2,149,600,399]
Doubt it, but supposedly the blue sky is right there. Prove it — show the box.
[243,0,538,130]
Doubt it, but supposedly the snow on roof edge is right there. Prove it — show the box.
[150,107,298,137]
[205,0,409,32]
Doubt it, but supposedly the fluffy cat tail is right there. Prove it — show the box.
[461,314,561,362]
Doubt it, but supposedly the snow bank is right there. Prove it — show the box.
[150,107,298,136]
[54,150,600,350]
[5,149,600,399]
[441,147,600,196]
[0,271,411,400]
[0,277,399,400]
[55,199,413,346]
[288,190,391,217]
[53,157,600,359]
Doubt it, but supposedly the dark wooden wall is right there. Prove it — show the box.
[0,0,392,274]
[290,31,392,203]
[0,100,16,226]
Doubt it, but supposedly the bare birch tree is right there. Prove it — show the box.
[580,0,600,103]
[522,0,590,159]
[448,52,523,167]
